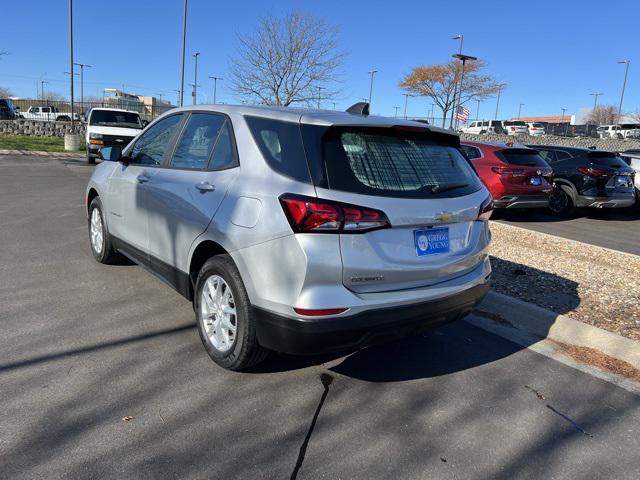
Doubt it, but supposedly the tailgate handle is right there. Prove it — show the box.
[196,181,216,192]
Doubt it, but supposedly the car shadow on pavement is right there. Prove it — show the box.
[497,207,640,223]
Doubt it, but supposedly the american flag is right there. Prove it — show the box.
[455,105,470,122]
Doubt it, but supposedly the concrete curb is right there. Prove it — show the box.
[0,149,84,158]
[466,291,640,392]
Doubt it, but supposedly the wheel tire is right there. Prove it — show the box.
[549,185,575,216]
[88,197,120,264]
[87,148,96,165]
[194,255,267,370]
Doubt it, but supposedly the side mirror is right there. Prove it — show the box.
[99,145,128,163]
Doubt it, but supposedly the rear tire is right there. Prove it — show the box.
[87,148,96,165]
[88,197,120,264]
[549,185,575,216]
[194,255,267,370]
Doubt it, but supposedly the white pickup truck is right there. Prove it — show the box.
[21,106,80,122]
[85,107,145,164]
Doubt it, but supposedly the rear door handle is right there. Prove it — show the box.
[136,174,151,184]
[196,182,216,192]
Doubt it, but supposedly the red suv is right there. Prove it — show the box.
[460,141,554,208]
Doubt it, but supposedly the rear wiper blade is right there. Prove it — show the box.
[431,183,468,193]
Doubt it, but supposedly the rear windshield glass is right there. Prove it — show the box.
[530,123,544,128]
[90,110,142,128]
[504,121,526,126]
[497,149,549,166]
[587,152,629,167]
[322,128,481,198]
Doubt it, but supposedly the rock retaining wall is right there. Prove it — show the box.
[459,133,640,152]
[0,120,85,137]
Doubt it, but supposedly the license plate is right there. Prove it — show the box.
[415,227,449,256]
[529,176,542,186]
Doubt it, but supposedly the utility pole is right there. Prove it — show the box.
[208,76,222,104]
[589,92,603,134]
[403,93,411,119]
[179,0,188,107]
[316,86,324,109]
[517,103,524,119]
[73,62,92,106]
[393,106,399,118]
[494,84,504,120]
[430,103,435,124]
[367,69,378,107]
[617,60,630,123]
[560,108,567,137]
[40,80,48,102]
[475,99,481,122]
[68,0,74,128]
[192,52,200,105]
[332,102,337,110]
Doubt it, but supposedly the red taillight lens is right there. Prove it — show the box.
[279,194,391,233]
[293,307,348,316]
[577,166,611,177]
[491,166,525,176]
[478,195,493,221]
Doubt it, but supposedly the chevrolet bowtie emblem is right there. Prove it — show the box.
[437,212,452,222]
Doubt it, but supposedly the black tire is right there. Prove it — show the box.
[87,148,96,165]
[88,197,120,264]
[57,116,71,122]
[194,255,267,370]
[548,185,575,216]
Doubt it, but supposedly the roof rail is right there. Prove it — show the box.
[346,102,369,116]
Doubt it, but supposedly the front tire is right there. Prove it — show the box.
[195,255,267,370]
[88,197,120,264]
[549,185,575,216]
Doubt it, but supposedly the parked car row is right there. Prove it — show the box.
[459,141,636,215]
[461,120,640,139]
[596,124,640,139]
[461,120,530,136]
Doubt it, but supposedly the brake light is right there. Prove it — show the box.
[293,307,349,316]
[279,194,391,233]
[478,195,493,221]
[577,166,611,177]
[491,166,525,176]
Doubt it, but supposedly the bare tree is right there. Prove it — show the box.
[400,60,501,127]
[585,104,618,125]
[229,12,344,107]
[0,86,12,98]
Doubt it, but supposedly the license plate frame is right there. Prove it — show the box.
[414,227,450,257]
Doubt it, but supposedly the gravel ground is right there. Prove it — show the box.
[489,221,640,341]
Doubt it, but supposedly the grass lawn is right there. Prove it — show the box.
[0,134,85,152]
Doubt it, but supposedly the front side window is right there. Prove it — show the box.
[322,128,481,198]
[129,114,182,166]
[171,113,225,170]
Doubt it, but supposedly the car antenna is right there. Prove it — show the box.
[346,102,370,116]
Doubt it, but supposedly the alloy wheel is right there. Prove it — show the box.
[200,275,237,352]
[90,208,104,255]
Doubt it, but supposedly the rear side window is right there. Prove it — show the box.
[460,145,482,159]
[322,128,481,198]
[245,116,311,182]
[496,149,549,166]
[537,149,557,163]
[171,113,225,170]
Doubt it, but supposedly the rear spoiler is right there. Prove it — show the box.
[346,102,370,116]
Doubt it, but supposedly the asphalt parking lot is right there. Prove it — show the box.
[497,207,640,255]
[1,155,639,480]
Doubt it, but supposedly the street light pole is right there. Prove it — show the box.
[430,103,435,124]
[40,80,48,102]
[68,0,74,128]
[403,93,411,119]
[517,103,524,119]
[589,92,603,134]
[560,108,567,137]
[332,102,337,110]
[617,60,630,123]
[367,69,378,106]
[316,86,324,109]
[393,106,399,118]
[449,34,464,129]
[208,76,222,104]
[475,99,481,122]
[73,63,92,106]
[192,52,200,105]
[494,84,504,121]
[179,0,188,107]
[452,53,477,130]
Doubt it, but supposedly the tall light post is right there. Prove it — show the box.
[332,102,337,110]
[517,103,524,119]
[316,86,324,109]
[403,93,411,119]
[73,62,92,106]
[156,93,163,103]
[367,69,378,106]
[208,76,222,104]
[449,34,464,128]
[589,92,603,133]
[617,60,630,123]
[452,53,477,130]
[40,80,48,102]
[430,103,435,124]
[560,108,567,137]
[494,84,505,120]
[192,52,200,105]
[179,0,188,107]
[68,0,74,128]
[173,89,180,105]
[475,99,481,122]
[393,106,399,118]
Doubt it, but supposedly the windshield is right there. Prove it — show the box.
[321,127,482,198]
[497,149,550,166]
[587,152,629,168]
[89,110,142,128]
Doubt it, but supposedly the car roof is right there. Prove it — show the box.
[164,104,457,137]
[90,107,140,113]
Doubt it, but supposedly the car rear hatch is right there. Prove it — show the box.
[493,148,553,194]
[583,151,635,194]
[300,124,491,294]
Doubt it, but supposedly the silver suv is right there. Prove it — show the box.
[86,104,492,370]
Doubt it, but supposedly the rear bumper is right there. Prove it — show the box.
[494,194,550,209]
[576,194,636,208]
[252,282,490,355]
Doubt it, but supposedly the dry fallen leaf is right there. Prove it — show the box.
[122,416,134,422]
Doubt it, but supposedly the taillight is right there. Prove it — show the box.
[279,194,391,233]
[478,195,493,221]
[491,166,525,176]
[577,166,611,177]
[293,307,348,316]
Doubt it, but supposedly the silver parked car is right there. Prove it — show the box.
[86,104,493,370]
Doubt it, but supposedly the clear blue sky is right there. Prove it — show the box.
[1,0,638,120]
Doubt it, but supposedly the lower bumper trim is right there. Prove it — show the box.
[252,283,490,355]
